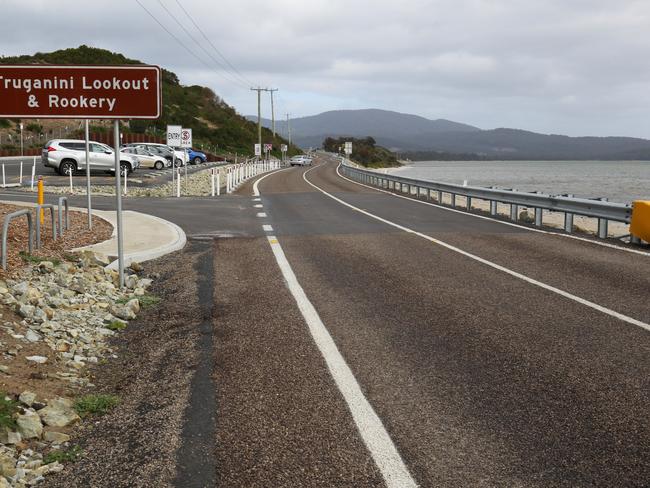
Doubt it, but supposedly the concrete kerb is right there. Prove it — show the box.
[0,199,186,268]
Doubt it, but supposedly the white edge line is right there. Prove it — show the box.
[252,166,293,196]
[265,234,418,488]
[303,164,650,333]
[334,161,650,257]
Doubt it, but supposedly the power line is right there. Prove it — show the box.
[134,0,248,89]
[153,0,248,89]
[172,0,255,87]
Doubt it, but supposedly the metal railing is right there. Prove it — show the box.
[58,197,69,236]
[340,162,633,238]
[35,204,57,249]
[2,209,33,270]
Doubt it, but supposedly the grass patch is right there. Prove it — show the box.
[0,393,18,430]
[74,394,120,418]
[105,320,127,331]
[44,445,83,464]
[19,252,61,267]
[115,294,160,309]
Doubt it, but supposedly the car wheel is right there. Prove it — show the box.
[58,161,76,176]
[175,158,183,167]
[193,157,202,165]
[154,161,164,170]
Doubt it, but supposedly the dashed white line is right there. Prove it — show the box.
[256,212,267,218]
[265,234,418,488]
[262,224,274,232]
[304,164,650,333]
[254,204,264,208]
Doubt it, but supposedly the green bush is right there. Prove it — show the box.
[44,445,82,464]
[74,394,120,418]
[0,393,18,430]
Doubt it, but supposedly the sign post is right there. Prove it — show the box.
[167,125,181,194]
[85,120,91,230]
[281,144,287,163]
[254,143,261,158]
[0,64,162,289]
[180,128,192,188]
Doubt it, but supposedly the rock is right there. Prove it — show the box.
[38,398,80,427]
[0,366,9,375]
[25,356,48,364]
[16,411,43,439]
[24,330,41,343]
[129,261,143,273]
[17,304,35,319]
[0,474,11,487]
[0,428,22,444]
[0,453,16,477]
[126,298,140,315]
[23,287,42,305]
[43,431,70,444]
[79,250,110,268]
[124,274,138,290]
[12,282,29,295]
[38,261,55,273]
[19,391,37,407]
[109,304,135,321]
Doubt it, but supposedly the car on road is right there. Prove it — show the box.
[289,155,313,166]
[121,145,171,170]
[42,139,140,175]
[122,142,186,167]
[186,148,207,165]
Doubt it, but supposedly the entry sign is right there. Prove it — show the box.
[167,125,182,147]
[254,143,262,156]
[0,65,161,118]
[180,128,192,148]
[281,144,288,152]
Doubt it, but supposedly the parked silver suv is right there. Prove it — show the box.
[42,139,140,175]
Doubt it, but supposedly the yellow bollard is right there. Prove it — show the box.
[37,176,44,224]
[630,200,650,243]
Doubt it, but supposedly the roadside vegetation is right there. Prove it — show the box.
[74,394,120,418]
[0,45,302,159]
[322,136,401,168]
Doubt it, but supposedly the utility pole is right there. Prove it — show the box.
[286,113,292,146]
[250,87,265,151]
[265,88,278,138]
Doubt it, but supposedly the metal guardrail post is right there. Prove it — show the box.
[466,197,472,211]
[2,209,33,270]
[438,190,443,203]
[57,197,69,237]
[596,198,608,239]
[35,204,57,249]
[490,201,498,216]
[564,194,574,233]
[535,208,543,227]
[451,193,456,207]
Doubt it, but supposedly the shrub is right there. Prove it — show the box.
[74,394,120,418]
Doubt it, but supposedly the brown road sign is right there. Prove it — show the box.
[0,65,161,119]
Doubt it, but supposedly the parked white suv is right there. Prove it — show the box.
[42,139,140,175]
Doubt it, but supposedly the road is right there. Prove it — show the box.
[17,154,650,487]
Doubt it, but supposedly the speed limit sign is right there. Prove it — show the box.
[180,128,192,148]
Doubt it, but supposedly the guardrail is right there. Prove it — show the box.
[340,161,634,239]
[35,204,57,249]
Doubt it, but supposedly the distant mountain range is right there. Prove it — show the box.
[246,109,650,160]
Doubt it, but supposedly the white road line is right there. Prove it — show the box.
[253,198,261,202]
[254,204,264,208]
[265,234,418,488]
[256,212,267,218]
[262,224,274,232]
[333,161,650,257]
[252,166,293,196]
[304,165,650,333]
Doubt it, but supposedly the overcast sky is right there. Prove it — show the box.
[2,0,649,137]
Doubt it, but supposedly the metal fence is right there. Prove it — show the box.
[340,162,633,239]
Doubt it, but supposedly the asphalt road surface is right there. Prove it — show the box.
[7,154,650,487]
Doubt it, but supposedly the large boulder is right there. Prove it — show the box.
[16,410,43,439]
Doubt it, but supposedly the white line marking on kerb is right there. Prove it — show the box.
[256,212,267,218]
[262,224,273,232]
[335,162,650,257]
[252,166,292,196]
[265,234,418,488]
[303,164,650,333]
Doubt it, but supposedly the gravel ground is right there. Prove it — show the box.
[0,204,112,275]
[39,244,207,488]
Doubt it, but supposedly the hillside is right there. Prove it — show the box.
[0,45,298,157]
[251,108,650,160]
[322,136,400,168]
